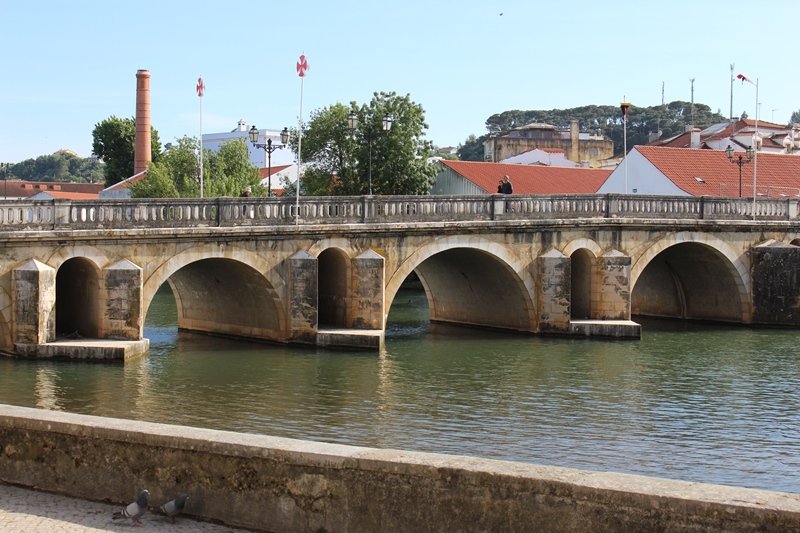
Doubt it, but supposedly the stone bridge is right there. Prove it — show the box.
[2,194,799,358]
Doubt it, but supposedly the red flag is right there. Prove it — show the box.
[296,55,308,77]
[736,73,755,85]
[196,76,205,97]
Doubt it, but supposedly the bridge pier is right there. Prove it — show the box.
[751,241,800,325]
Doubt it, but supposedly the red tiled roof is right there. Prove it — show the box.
[440,160,611,194]
[2,180,104,198]
[259,164,291,179]
[33,191,100,200]
[636,146,800,197]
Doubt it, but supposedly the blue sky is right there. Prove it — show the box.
[1,0,797,163]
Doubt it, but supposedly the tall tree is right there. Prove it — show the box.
[131,136,262,198]
[298,92,437,195]
[92,116,161,186]
[790,109,800,125]
[9,151,104,183]
[457,134,488,161]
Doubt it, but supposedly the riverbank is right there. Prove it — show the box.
[0,482,248,532]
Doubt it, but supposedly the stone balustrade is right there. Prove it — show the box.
[0,194,796,231]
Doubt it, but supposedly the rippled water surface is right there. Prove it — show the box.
[1,288,798,493]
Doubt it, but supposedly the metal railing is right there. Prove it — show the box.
[0,194,796,231]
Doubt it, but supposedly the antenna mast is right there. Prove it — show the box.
[730,64,735,121]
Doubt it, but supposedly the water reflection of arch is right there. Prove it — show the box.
[630,232,749,322]
[143,245,287,342]
[562,238,604,321]
[385,236,536,333]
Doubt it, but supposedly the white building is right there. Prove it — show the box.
[202,119,296,193]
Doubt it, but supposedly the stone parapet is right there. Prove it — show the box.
[0,404,797,532]
[0,194,797,232]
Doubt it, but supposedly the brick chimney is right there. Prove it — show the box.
[134,69,152,176]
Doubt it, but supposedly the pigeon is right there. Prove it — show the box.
[160,493,189,523]
[112,489,149,526]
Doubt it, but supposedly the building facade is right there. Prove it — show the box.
[483,120,614,167]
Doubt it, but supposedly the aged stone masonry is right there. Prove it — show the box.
[1,404,799,532]
[1,194,799,358]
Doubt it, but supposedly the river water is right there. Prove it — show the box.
[1,287,798,494]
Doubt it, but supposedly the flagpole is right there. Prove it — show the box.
[197,76,205,198]
[295,55,308,225]
[752,78,758,221]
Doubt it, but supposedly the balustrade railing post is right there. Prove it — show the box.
[699,196,706,220]
[214,197,222,227]
[491,194,505,220]
[53,200,71,229]
[362,196,372,223]
[606,194,621,218]
[788,198,799,220]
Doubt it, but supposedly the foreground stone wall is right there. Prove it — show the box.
[0,405,798,532]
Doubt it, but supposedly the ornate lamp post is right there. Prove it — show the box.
[347,112,393,195]
[249,126,289,197]
[1,162,9,200]
[725,144,754,198]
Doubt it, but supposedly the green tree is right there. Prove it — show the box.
[457,134,488,161]
[9,151,104,183]
[790,109,800,125]
[131,136,262,198]
[297,91,437,195]
[92,116,161,186]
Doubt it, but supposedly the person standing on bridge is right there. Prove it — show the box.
[499,175,513,194]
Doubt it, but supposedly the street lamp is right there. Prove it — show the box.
[1,162,8,200]
[725,144,754,198]
[249,125,289,197]
[347,111,393,195]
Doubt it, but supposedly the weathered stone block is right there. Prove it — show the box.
[350,249,384,329]
[99,260,142,340]
[751,241,800,325]
[537,249,570,332]
[594,249,631,320]
[12,259,55,345]
[287,251,317,343]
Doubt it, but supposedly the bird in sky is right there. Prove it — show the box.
[160,493,189,523]
[112,489,149,526]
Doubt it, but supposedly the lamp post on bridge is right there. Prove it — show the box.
[346,111,393,195]
[725,144,754,198]
[248,126,289,197]
[1,162,9,200]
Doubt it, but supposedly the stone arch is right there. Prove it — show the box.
[46,245,109,271]
[630,232,749,322]
[562,237,603,259]
[143,245,288,341]
[56,256,102,337]
[317,247,350,328]
[569,248,595,319]
[385,236,536,332]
